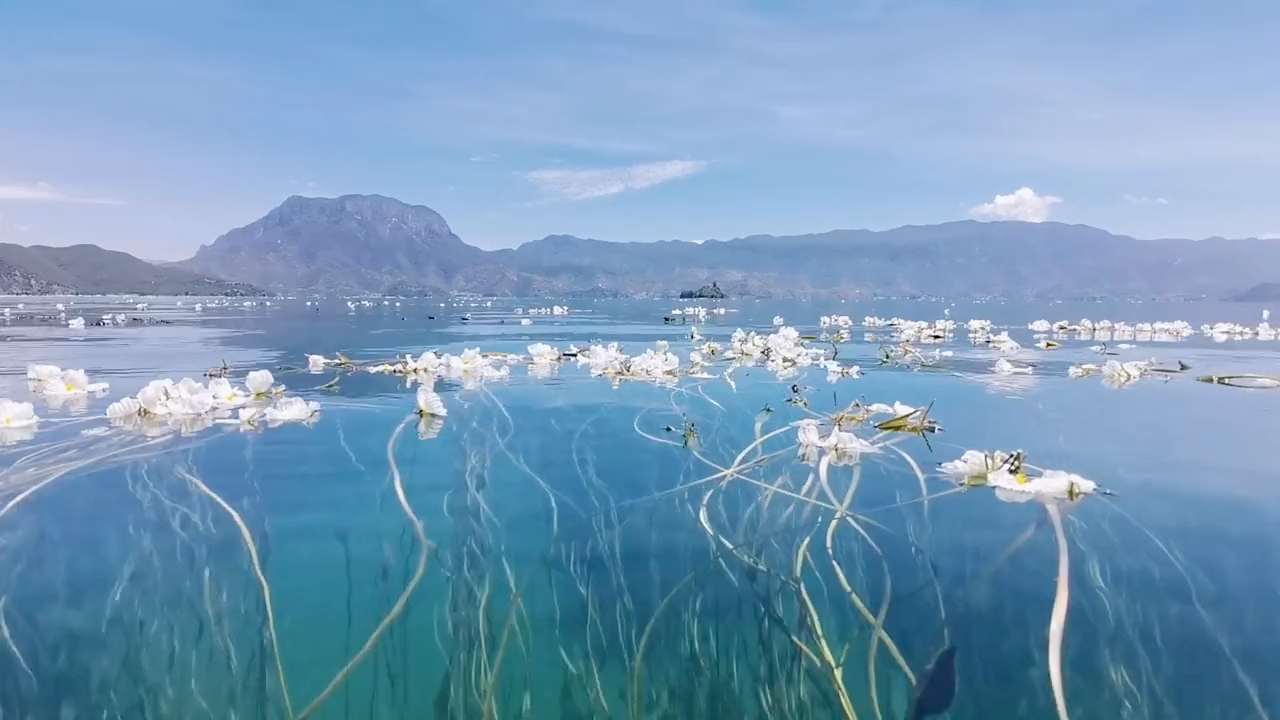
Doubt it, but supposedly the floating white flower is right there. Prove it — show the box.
[68,317,86,330]
[36,368,110,397]
[263,397,321,426]
[821,361,862,383]
[939,450,1013,484]
[992,469,1098,504]
[415,385,448,418]
[1100,359,1151,388]
[26,364,63,382]
[1067,363,1098,378]
[245,369,277,397]
[207,377,250,409]
[307,355,330,373]
[520,318,533,325]
[0,399,39,445]
[1028,319,1051,332]
[989,331,1021,354]
[992,358,1032,376]
[527,343,560,365]
[795,420,879,466]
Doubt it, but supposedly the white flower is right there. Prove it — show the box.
[520,318,533,325]
[989,331,1021,354]
[245,369,275,396]
[68,317,86,330]
[527,343,560,364]
[1099,359,1150,388]
[106,396,143,419]
[0,399,39,445]
[993,469,1098,504]
[939,450,1012,483]
[26,364,62,381]
[136,380,175,415]
[1067,363,1098,378]
[772,315,785,326]
[263,397,320,425]
[1028,319,1051,332]
[307,355,330,373]
[824,429,879,465]
[416,386,448,417]
[417,415,445,440]
[208,377,250,409]
[992,358,1032,376]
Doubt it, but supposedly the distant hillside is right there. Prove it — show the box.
[490,223,1280,299]
[0,243,262,296]
[177,194,1280,299]
[1229,283,1280,302]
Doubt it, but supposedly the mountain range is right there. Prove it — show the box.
[0,243,260,296]
[175,194,1279,299]
[5,193,1277,298]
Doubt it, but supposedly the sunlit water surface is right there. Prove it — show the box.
[1,296,1277,719]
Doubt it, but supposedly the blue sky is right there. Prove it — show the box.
[1,0,1278,259]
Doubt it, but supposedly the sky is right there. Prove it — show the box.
[2,0,1278,259]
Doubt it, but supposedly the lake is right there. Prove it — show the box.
[0,295,1277,719]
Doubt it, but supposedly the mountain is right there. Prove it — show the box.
[0,243,262,296]
[178,194,1280,299]
[1229,283,1280,302]
[178,194,510,293]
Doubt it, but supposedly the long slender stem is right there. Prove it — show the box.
[297,416,430,719]
[178,466,295,719]
[1046,503,1070,720]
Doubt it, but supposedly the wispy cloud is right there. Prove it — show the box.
[1124,194,1168,205]
[970,187,1062,223]
[0,181,122,205]
[525,160,707,200]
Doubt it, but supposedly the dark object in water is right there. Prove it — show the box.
[428,315,436,320]
[907,645,958,719]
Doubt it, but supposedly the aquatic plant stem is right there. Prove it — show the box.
[0,596,35,688]
[1047,503,1070,720]
[177,466,295,719]
[297,416,430,720]
[630,571,696,720]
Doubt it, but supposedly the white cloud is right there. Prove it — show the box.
[1124,194,1168,205]
[969,187,1062,222]
[0,181,122,205]
[525,160,707,200]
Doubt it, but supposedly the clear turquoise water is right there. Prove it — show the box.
[1,297,1277,719]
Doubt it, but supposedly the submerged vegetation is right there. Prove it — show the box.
[0,298,1275,718]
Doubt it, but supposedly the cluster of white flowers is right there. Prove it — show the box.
[367,349,514,389]
[571,340,681,382]
[104,370,318,436]
[671,305,727,318]
[1067,359,1155,388]
[526,305,569,316]
[724,327,828,379]
[1028,318,1202,343]
[1202,321,1277,341]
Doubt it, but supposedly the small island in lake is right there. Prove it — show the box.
[679,282,726,299]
